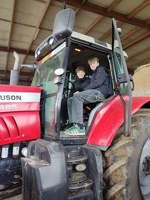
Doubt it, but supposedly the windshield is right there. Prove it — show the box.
[32,42,67,137]
[32,42,66,88]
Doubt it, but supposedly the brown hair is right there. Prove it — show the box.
[88,57,99,65]
[75,66,86,74]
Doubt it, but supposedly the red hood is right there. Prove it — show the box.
[0,85,42,145]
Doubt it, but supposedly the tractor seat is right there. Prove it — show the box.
[83,102,98,123]
[87,96,114,126]
[83,103,96,114]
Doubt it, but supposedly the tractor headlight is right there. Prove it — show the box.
[75,163,86,172]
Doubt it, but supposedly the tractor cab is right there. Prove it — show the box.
[32,35,113,145]
[32,8,132,147]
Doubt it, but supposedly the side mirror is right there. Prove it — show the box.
[53,8,75,40]
[129,74,134,91]
[35,8,75,62]
[118,73,134,90]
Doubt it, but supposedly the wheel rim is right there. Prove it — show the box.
[139,138,150,199]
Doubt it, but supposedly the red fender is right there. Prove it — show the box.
[87,95,150,149]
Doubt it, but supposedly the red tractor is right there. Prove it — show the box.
[1,7,150,200]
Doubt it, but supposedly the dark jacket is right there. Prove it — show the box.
[84,66,109,98]
[69,77,90,97]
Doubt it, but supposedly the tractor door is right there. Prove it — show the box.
[112,18,132,136]
[31,8,75,141]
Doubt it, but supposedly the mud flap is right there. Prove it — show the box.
[21,139,68,200]
[84,145,103,200]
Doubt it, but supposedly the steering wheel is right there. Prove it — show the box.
[63,78,75,97]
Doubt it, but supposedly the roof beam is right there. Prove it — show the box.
[82,15,104,34]
[123,31,150,49]
[75,8,80,15]
[21,0,52,66]
[127,0,150,19]
[0,46,34,55]
[98,21,123,40]
[146,18,150,25]
[121,27,141,41]
[82,0,87,5]
[27,0,52,53]
[83,0,121,37]
[128,46,150,60]
[5,0,17,78]
[8,0,16,50]
[0,19,52,31]
[128,56,150,69]
[56,0,149,29]
[98,0,150,41]
[106,0,121,13]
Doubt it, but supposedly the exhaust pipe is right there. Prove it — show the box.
[10,51,20,85]
[20,63,37,69]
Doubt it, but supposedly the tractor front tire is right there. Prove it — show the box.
[104,109,150,200]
